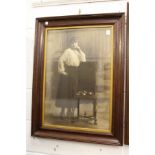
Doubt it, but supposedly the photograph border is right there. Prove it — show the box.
[42,25,114,134]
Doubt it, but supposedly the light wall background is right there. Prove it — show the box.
[26,0,129,155]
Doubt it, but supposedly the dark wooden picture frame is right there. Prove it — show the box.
[31,13,126,145]
[124,2,129,145]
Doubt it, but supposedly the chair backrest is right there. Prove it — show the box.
[78,62,96,93]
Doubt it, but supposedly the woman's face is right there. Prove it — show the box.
[72,41,78,49]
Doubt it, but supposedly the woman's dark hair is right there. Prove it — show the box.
[70,37,78,44]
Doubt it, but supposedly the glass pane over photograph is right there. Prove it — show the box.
[42,25,113,133]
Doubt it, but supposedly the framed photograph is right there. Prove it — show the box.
[32,13,126,145]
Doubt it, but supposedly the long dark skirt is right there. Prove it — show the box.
[56,66,78,107]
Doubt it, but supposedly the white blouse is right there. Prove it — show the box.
[58,48,86,74]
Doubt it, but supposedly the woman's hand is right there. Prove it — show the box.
[75,44,81,51]
[61,71,68,76]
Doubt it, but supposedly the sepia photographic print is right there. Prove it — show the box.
[32,13,126,145]
[42,25,113,133]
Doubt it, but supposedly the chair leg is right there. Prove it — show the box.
[77,99,80,118]
[93,99,97,125]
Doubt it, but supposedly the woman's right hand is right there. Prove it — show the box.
[61,71,68,76]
